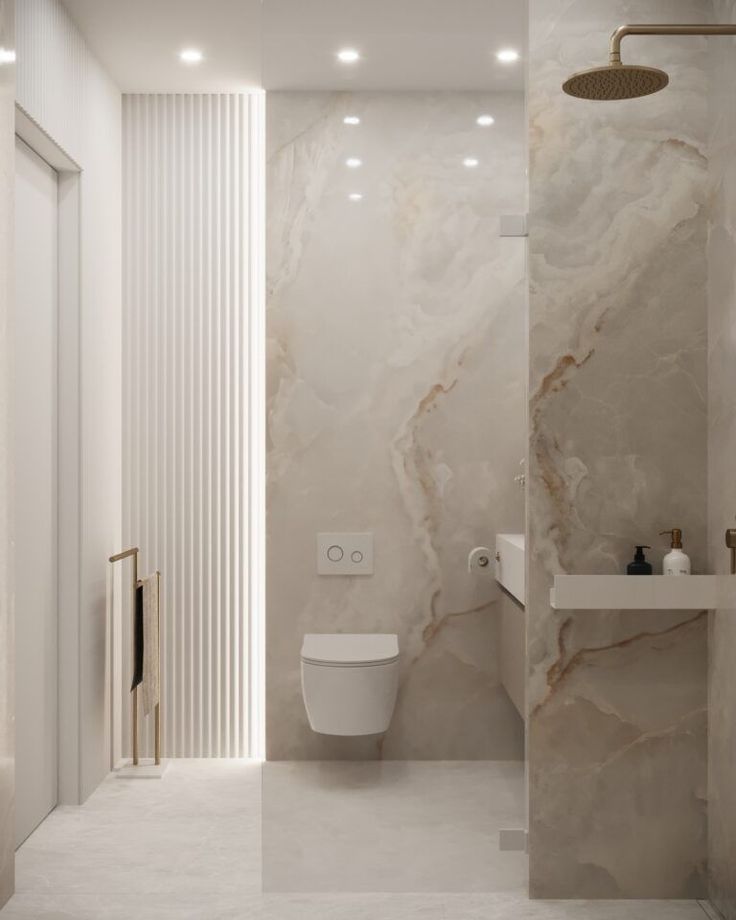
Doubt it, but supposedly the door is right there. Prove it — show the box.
[14,136,59,846]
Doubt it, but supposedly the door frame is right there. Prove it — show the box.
[15,104,82,806]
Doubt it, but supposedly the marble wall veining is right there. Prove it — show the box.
[528,0,710,899]
[266,92,527,760]
[707,5,736,918]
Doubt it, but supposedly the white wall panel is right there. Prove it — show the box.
[0,0,15,905]
[123,94,260,758]
[16,0,121,804]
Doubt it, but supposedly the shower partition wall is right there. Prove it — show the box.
[528,0,714,900]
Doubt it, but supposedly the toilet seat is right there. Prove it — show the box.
[300,633,399,668]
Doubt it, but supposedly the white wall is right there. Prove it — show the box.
[16,0,121,802]
[0,0,15,905]
[122,93,263,758]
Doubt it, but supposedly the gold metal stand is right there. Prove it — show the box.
[155,570,161,765]
[109,547,162,767]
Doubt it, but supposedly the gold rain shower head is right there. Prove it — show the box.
[563,23,736,101]
[563,63,668,101]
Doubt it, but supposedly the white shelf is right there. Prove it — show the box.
[495,533,525,606]
[549,575,727,611]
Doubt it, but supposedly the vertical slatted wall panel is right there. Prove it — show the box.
[123,94,254,757]
[16,0,85,164]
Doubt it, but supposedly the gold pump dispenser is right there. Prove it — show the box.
[659,527,683,549]
[659,528,690,575]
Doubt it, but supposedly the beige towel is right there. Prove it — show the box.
[141,574,160,716]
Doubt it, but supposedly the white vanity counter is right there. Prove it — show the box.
[495,533,525,605]
[495,533,525,719]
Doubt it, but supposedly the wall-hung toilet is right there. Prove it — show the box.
[301,634,400,736]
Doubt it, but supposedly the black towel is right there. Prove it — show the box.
[130,583,144,691]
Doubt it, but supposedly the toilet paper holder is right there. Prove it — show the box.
[468,545,498,573]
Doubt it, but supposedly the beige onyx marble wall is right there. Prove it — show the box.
[708,5,736,919]
[528,0,710,899]
[266,92,527,760]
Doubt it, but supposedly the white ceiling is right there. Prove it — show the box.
[62,0,263,93]
[261,0,526,91]
[62,0,527,93]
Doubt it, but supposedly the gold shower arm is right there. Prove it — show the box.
[609,23,736,65]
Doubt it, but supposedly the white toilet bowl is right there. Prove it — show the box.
[301,634,399,736]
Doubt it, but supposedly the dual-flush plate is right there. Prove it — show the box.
[317,533,373,575]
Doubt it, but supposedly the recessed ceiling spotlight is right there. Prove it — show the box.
[345,157,363,168]
[337,48,360,64]
[179,48,204,64]
[496,48,520,63]
[348,193,364,201]
[463,157,480,168]
[343,115,361,125]
[476,114,495,126]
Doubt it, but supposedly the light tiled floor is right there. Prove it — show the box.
[0,760,711,920]
[262,760,527,892]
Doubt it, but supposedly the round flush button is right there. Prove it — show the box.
[351,550,364,563]
[327,545,344,562]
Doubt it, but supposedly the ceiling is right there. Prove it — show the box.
[62,0,527,93]
[261,0,526,91]
[62,0,263,93]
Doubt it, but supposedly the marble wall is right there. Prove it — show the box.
[528,0,710,898]
[707,5,736,918]
[266,92,527,760]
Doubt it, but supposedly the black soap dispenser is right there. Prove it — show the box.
[627,545,653,575]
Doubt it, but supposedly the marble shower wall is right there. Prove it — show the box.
[528,0,710,899]
[707,4,736,918]
[266,92,527,760]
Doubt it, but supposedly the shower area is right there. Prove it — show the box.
[527,0,736,907]
[262,2,529,894]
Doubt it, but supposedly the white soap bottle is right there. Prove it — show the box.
[660,528,691,576]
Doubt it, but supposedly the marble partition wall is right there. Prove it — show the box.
[708,5,736,918]
[266,92,527,760]
[528,0,710,899]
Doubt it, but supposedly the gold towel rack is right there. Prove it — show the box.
[109,547,161,767]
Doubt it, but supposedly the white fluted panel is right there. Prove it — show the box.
[123,94,259,758]
[16,0,113,166]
